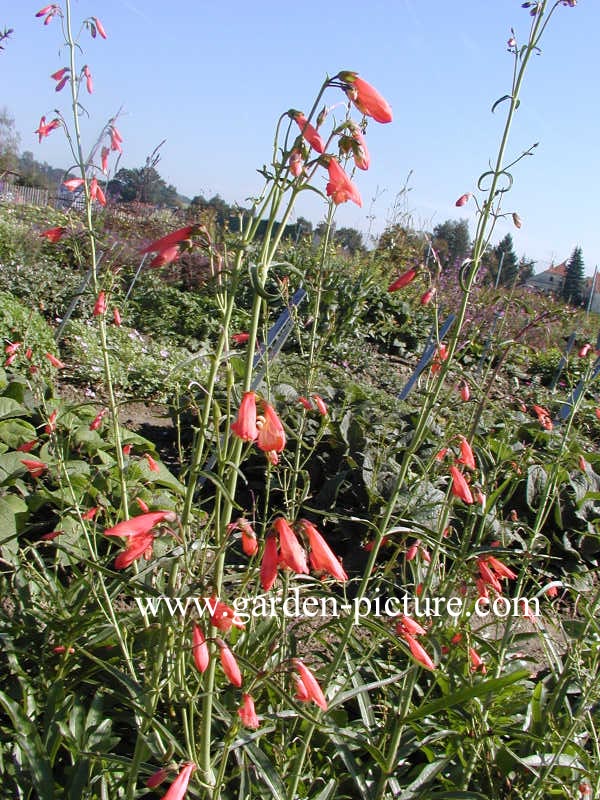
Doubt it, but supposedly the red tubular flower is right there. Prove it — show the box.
[35,116,60,142]
[101,146,110,174]
[396,615,427,636]
[455,193,471,207]
[295,676,310,702]
[45,352,66,369]
[83,65,93,94]
[113,532,154,569]
[532,404,553,431]
[40,226,66,243]
[256,401,286,453]
[301,519,348,581]
[192,623,209,673]
[21,459,47,478]
[104,510,176,539]
[298,396,313,411]
[150,245,180,268]
[36,5,59,24]
[45,409,57,434]
[402,632,436,670]
[274,517,309,575]
[485,555,517,581]
[135,498,150,513]
[312,394,328,416]
[17,439,38,453]
[289,149,304,177]
[260,535,279,591]
[238,694,260,729]
[141,225,197,256]
[231,391,258,442]
[325,157,362,207]
[457,437,476,470]
[477,558,503,593]
[232,332,249,345]
[346,123,370,170]
[240,519,258,557]
[579,343,591,357]
[469,647,486,673]
[338,71,393,123]
[92,16,107,39]
[5,341,21,356]
[63,177,85,192]
[209,598,245,632]
[89,408,108,431]
[145,453,160,473]
[420,287,436,305]
[90,177,106,206]
[293,659,328,710]
[290,111,325,154]
[160,761,196,800]
[109,125,123,152]
[93,291,107,316]
[146,768,169,789]
[219,642,242,686]
[459,381,470,402]
[113,307,122,326]
[450,465,474,504]
[431,343,449,374]
[51,66,69,82]
[388,268,417,292]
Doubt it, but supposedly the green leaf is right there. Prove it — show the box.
[0,494,28,562]
[404,670,530,722]
[0,396,28,420]
[0,690,55,800]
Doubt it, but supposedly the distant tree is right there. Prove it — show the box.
[333,226,364,254]
[431,219,470,268]
[0,107,19,175]
[517,256,535,285]
[107,166,178,205]
[487,233,518,287]
[562,246,585,305]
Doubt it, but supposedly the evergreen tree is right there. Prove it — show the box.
[562,246,585,305]
[489,234,518,287]
[432,219,470,268]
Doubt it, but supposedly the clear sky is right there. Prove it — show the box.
[2,1,598,273]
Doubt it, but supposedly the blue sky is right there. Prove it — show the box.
[2,1,598,273]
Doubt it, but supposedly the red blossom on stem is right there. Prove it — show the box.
[45,352,66,369]
[83,65,93,94]
[324,156,362,207]
[35,116,60,142]
[192,623,209,673]
[256,401,286,453]
[159,762,196,800]
[40,226,67,243]
[21,459,48,478]
[450,465,474,504]
[92,17,107,39]
[238,694,260,729]
[388,268,417,293]
[274,517,309,575]
[338,71,393,123]
[260,535,279,591]
[301,519,347,581]
[455,193,471,207]
[293,659,328,710]
[219,642,242,686]
[231,391,258,442]
[93,291,107,316]
[289,111,325,154]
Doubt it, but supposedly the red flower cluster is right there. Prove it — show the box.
[260,517,347,591]
[103,510,177,569]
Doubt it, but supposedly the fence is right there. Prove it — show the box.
[0,182,51,207]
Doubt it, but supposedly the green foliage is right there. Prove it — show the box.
[562,245,585,306]
[62,318,209,400]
